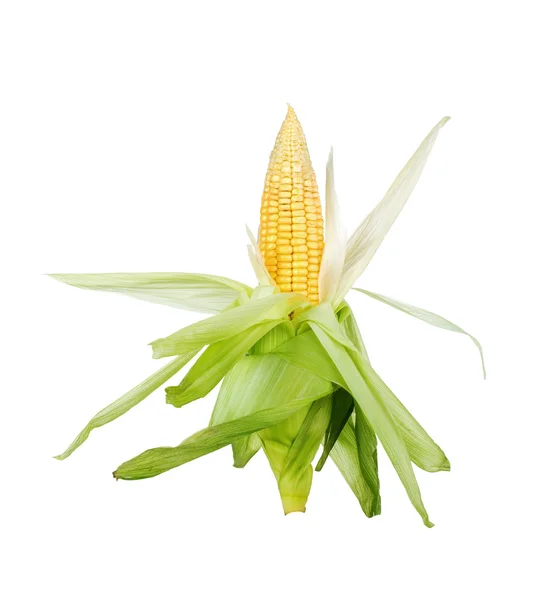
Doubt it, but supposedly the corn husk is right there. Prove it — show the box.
[52,110,484,525]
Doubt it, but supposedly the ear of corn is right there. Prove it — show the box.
[258,106,324,304]
[53,108,484,525]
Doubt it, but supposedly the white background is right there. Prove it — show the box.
[1,1,555,599]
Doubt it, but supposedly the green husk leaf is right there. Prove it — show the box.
[292,303,358,352]
[316,388,353,471]
[166,320,283,407]
[329,420,380,517]
[338,304,370,361]
[232,434,262,468]
[354,287,486,378]
[151,292,306,358]
[248,284,278,301]
[209,354,332,425]
[354,405,381,509]
[49,272,252,314]
[273,330,346,387]
[249,320,295,355]
[113,401,310,480]
[351,351,450,473]
[277,396,333,513]
[318,148,347,304]
[307,307,433,527]
[54,351,198,460]
[114,357,333,480]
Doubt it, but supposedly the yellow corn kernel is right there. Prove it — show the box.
[277,269,293,278]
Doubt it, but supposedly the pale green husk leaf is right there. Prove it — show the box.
[55,350,198,460]
[249,320,295,355]
[338,304,370,360]
[165,319,283,407]
[150,292,306,358]
[318,148,347,304]
[355,287,486,378]
[334,117,450,305]
[113,400,315,480]
[49,273,252,314]
[209,353,331,425]
[246,226,274,287]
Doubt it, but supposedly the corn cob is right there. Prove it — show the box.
[259,106,324,304]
